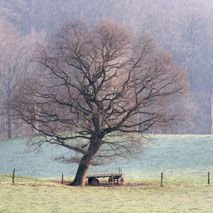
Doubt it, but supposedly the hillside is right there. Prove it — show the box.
[1,135,213,179]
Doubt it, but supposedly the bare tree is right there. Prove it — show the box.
[12,19,186,186]
[0,19,44,138]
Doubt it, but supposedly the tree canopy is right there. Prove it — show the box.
[12,19,186,186]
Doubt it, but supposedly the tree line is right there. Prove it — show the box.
[0,0,212,139]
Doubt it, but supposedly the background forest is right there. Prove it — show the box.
[0,0,212,138]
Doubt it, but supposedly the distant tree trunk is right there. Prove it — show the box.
[71,136,103,186]
[207,93,212,134]
[7,109,12,139]
[211,93,213,134]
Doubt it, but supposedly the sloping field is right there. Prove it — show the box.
[0,135,213,181]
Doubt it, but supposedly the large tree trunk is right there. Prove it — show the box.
[70,156,90,186]
[70,136,103,186]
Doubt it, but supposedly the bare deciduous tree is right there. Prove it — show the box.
[0,19,44,139]
[12,19,186,186]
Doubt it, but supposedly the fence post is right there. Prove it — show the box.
[61,172,64,184]
[12,168,15,184]
[111,174,114,187]
[208,172,210,185]
[161,172,163,187]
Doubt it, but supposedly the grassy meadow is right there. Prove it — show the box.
[1,134,213,212]
[1,174,213,212]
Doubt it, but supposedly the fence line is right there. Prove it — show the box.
[2,169,213,186]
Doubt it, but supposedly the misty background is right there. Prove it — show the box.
[0,0,212,139]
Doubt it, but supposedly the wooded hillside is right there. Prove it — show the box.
[0,0,212,137]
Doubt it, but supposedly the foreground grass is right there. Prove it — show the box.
[1,175,213,212]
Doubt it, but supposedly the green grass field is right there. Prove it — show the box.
[1,135,213,212]
[1,174,213,213]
